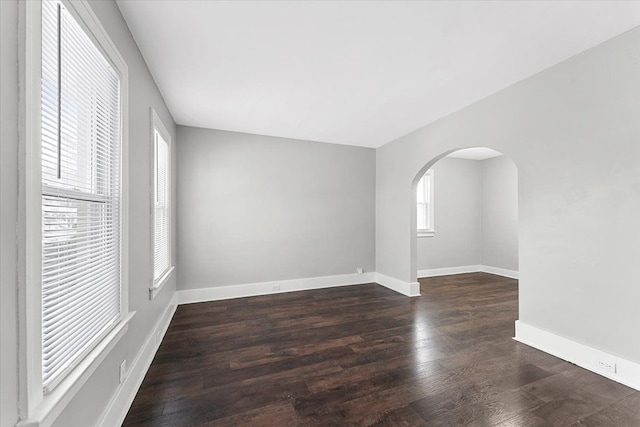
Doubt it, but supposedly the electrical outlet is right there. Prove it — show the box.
[119,360,127,384]
[356,267,364,274]
[272,284,281,292]
[596,359,616,374]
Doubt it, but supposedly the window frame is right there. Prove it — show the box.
[19,0,133,423]
[417,169,435,238]
[149,108,174,299]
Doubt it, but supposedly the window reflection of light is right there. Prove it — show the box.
[412,309,437,368]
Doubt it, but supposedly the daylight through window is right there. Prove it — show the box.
[41,0,122,391]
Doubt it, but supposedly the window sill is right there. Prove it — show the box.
[417,230,435,238]
[150,266,175,299]
[18,311,135,427]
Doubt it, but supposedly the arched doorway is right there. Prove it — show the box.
[411,147,518,291]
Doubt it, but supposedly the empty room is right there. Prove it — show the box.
[2,1,640,426]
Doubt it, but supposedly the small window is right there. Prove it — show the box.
[41,0,122,391]
[417,170,434,237]
[151,111,173,295]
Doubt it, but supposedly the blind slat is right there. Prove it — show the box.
[41,0,122,389]
[153,130,170,282]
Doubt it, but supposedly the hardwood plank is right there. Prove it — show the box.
[123,273,640,426]
[577,393,640,426]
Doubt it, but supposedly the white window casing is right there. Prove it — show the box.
[149,109,174,299]
[417,169,435,237]
[40,0,123,390]
[19,0,133,424]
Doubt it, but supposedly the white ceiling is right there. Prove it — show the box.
[116,1,640,148]
[447,147,503,161]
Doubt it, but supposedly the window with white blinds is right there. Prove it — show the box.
[153,127,171,283]
[41,0,122,391]
[417,170,434,234]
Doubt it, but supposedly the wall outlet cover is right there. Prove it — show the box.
[596,359,617,374]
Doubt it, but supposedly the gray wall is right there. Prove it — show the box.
[2,1,178,425]
[376,25,640,364]
[416,155,518,272]
[417,158,482,270]
[481,156,518,271]
[177,126,376,289]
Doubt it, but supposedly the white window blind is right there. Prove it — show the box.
[41,0,122,391]
[417,170,433,231]
[153,129,170,282]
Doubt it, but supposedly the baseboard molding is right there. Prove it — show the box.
[178,267,517,304]
[418,265,481,278]
[96,293,179,427]
[479,265,519,279]
[177,272,377,305]
[417,265,519,280]
[514,320,640,392]
[375,273,420,297]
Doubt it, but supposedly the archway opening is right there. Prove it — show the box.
[411,146,519,302]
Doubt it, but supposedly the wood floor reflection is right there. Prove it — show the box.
[123,273,640,426]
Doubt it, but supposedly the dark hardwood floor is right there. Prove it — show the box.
[123,273,640,426]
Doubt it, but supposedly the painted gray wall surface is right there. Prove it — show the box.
[417,158,482,270]
[2,1,178,425]
[177,126,376,289]
[416,156,518,272]
[1,1,20,425]
[376,26,640,364]
[481,156,518,271]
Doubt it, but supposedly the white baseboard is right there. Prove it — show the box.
[375,273,420,297]
[418,265,481,278]
[417,265,519,280]
[96,293,178,427]
[514,320,640,392]
[178,267,517,304]
[177,272,377,305]
[479,265,519,279]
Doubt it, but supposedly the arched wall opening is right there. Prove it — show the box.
[410,146,519,292]
[372,29,640,388]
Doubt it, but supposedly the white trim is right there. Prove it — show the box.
[479,265,519,279]
[416,169,435,235]
[151,108,171,143]
[149,108,173,298]
[96,295,178,427]
[177,272,376,305]
[19,0,45,416]
[150,266,175,299]
[19,0,130,421]
[514,321,640,392]
[418,265,482,278]
[375,273,420,297]
[17,313,135,427]
[417,265,519,279]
